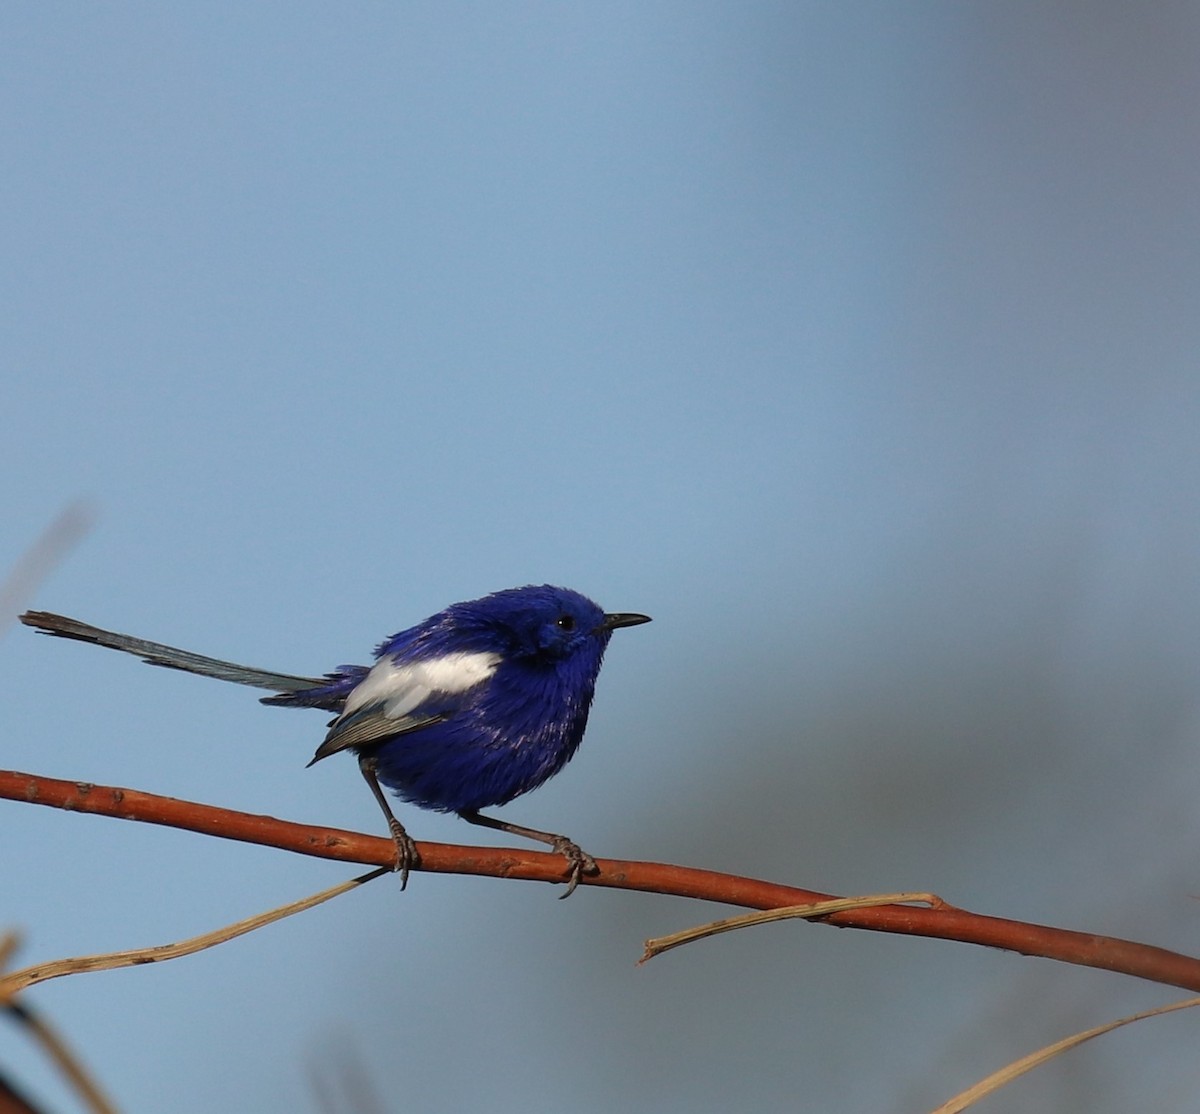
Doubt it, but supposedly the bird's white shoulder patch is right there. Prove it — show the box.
[344,651,502,720]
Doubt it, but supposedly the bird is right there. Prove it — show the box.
[19,585,650,896]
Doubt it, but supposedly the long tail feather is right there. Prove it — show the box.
[19,610,325,694]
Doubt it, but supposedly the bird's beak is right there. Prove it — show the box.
[598,612,652,632]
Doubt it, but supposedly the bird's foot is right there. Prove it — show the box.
[551,837,599,899]
[387,819,421,889]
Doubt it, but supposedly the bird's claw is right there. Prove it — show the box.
[387,819,421,890]
[552,837,598,899]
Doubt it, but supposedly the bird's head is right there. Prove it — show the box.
[466,585,650,663]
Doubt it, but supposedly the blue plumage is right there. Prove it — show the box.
[20,585,650,895]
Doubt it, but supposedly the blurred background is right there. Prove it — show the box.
[4,4,1200,1111]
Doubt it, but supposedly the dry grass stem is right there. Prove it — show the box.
[640,892,944,962]
[930,995,1200,1113]
[0,868,387,998]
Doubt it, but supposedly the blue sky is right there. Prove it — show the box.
[5,5,1200,1112]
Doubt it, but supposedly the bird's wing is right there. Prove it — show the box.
[308,648,501,763]
[19,611,325,694]
[308,707,447,761]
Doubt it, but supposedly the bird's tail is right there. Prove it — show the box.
[19,610,328,696]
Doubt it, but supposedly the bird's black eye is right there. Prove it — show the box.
[556,614,576,632]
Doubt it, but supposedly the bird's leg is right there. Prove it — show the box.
[359,755,420,888]
[457,809,598,898]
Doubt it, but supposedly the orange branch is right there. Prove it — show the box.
[4,767,1200,991]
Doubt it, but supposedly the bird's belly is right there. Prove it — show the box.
[369,714,581,813]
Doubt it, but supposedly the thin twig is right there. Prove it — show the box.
[4,768,1200,991]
